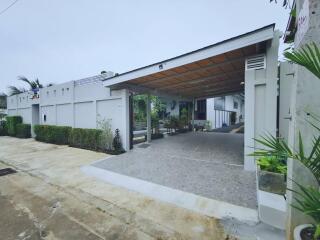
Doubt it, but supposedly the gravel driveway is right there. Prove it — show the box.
[94,132,257,209]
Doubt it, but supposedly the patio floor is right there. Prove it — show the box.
[93,132,257,209]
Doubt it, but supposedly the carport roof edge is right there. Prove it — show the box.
[103,24,275,88]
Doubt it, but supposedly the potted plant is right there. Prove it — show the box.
[291,181,320,240]
[256,155,287,195]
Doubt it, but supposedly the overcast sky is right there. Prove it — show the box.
[0,0,290,94]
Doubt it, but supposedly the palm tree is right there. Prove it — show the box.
[7,76,44,96]
[17,75,43,90]
[7,86,26,96]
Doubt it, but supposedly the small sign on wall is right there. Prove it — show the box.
[296,0,309,47]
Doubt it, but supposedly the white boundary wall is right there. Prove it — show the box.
[7,75,130,151]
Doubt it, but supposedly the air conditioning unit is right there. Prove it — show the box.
[245,54,266,71]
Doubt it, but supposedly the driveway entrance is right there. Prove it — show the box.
[93,132,257,209]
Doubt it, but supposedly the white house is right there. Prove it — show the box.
[163,94,244,129]
[7,24,280,173]
[6,72,131,151]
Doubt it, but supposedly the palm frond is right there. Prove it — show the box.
[288,181,320,224]
[7,86,25,96]
[249,133,292,160]
[35,78,43,88]
[17,75,38,90]
[284,42,320,80]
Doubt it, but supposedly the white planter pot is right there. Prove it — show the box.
[294,224,313,240]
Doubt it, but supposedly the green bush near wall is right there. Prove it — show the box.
[69,128,103,151]
[6,116,22,136]
[0,121,8,136]
[33,125,122,154]
[16,123,31,138]
[34,125,71,145]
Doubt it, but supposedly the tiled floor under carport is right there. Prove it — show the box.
[93,131,257,209]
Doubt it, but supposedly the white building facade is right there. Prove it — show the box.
[7,72,131,151]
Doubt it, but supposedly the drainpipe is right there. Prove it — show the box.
[146,94,151,143]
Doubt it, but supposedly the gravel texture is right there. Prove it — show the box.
[94,132,257,209]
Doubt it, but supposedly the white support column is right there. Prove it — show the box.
[146,94,151,143]
[244,70,256,171]
[192,98,195,130]
[120,89,130,151]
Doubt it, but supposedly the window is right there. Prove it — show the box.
[233,101,238,109]
[195,99,206,120]
[43,114,47,122]
[47,91,49,96]
[54,90,56,97]
[62,88,64,96]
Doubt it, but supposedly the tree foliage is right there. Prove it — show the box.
[285,42,320,80]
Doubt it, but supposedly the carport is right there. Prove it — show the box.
[103,24,280,171]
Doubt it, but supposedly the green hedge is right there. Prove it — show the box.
[0,121,8,136]
[34,125,71,145]
[6,116,22,136]
[69,128,103,151]
[16,123,31,138]
[33,125,123,154]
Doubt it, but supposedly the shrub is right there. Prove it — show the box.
[257,156,287,174]
[34,125,71,145]
[0,121,8,136]
[16,123,31,138]
[6,116,22,136]
[69,128,103,151]
[108,129,125,154]
[96,117,113,151]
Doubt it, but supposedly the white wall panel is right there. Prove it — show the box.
[40,105,55,125]
[97,99,122,132]
[56,104,73,127]
[17,108,32,124]
[74,102,95,128]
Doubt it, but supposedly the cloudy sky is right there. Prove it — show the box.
[0,0,290,94]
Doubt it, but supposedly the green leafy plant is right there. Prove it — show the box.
[151,112,160,134]
[289,181,320,239]
[16,123,31,138]
[96,116,113,151]
[284,42,320,80]
[257,156,287,174]
[34,125,71,145]
[6,116,22,136]
[251,118,320,239]
[69,128,103,151]
[0,121,8,136]
[180,108,188,128]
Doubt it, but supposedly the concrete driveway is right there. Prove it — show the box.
[93,132,257,209]
[0,136,228,240]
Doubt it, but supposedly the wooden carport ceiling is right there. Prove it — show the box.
[120,44,263,98]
